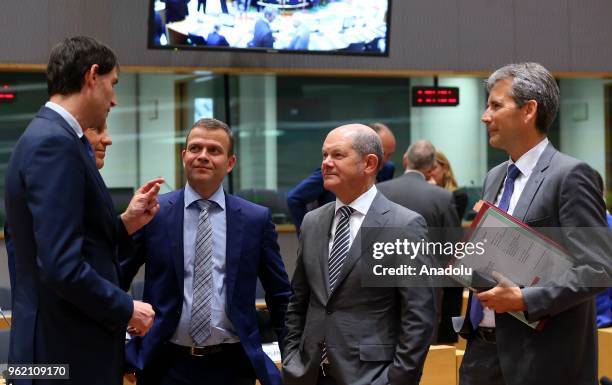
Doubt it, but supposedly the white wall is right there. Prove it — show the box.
[103,72,138,188]
[559,78,610,180]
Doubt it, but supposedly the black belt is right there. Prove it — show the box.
[474,327,496,344]
[167,342,241,357]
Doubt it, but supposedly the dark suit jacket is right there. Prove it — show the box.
[207,31,230,46]
[5,106,134,385]
[283,192,436,385]
[120,189,292,385]
[377,171,460,232]
[457,143,612,385]
[163,0,190,22]
[250,19,274,48]
[287,162,395,231]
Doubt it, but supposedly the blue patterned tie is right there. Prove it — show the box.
[190,199,214,345]
[322,205,354,365]
[470,164,521,328]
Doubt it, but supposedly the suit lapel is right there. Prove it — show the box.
[225,193,244,307]
[316,204,335,299]
[167,190,186,295]
[329,193,389,299]
[512,143,556,221]
[483,162,508,203]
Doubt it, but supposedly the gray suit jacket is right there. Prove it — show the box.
[377,171,460,242]
[458,143,612,385]
[283,192,436,385]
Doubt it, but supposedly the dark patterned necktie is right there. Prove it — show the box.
[322,205,354,366]
[470,164,521,328]
[190,199,214,345]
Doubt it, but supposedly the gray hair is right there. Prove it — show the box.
[264,6,277,18]
[352,130,384,172]
[405,140,435,172]
[486,62,559,133]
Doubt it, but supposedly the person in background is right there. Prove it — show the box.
[249,7,277,48]
[207,24,230,46]
[429,150,468,220]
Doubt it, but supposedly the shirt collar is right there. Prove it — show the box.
[510,137,549,179]
[334,184,377,217]
[184,183,226,211]
[45,101,84,138]
[403,169,426,179]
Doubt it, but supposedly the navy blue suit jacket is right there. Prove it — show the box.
[120,189,292,385]
[207,31,230,46]
[286,161,395,230]
[4,106,134,385]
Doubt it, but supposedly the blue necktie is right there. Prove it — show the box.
[469,164,521,329]
[190,199,214,345]
[80,135,95,162]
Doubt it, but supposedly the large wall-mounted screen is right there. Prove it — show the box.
[149,0,390,55]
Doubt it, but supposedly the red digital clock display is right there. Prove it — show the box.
[412,87,459,107]
[0,84,15,103]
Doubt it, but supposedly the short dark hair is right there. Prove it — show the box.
[46,36,118,96]
[186,118,235,155]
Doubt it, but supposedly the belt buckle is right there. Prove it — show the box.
[477,327,496,344]
[190,346,206,357]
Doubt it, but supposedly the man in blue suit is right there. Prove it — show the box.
[287,122,396,231]
[207,24,230,46]
[5,36,160,385]
[121,118,292,385]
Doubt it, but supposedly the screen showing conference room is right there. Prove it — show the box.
[150,0,390,54]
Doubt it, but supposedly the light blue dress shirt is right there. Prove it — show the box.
[170,183,240,347]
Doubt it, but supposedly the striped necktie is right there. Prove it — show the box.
[321,205,354,366]
[190,199,214,345]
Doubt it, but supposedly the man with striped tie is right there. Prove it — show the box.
[282,124,436,385]
[456,63,612,385]
[120,118,292,385]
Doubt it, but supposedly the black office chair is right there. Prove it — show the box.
[235,188,292,224]
[0,286,11,310]
[188,33,207,46]
[130,281,145,301]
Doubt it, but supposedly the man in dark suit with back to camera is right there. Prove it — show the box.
[457,62,612,385]
[377,139,461,343]
[283,124,436,385]
[5,36,161,385]
[120,118,292,385]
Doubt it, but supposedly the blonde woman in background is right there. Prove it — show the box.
[430,150,468,220]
